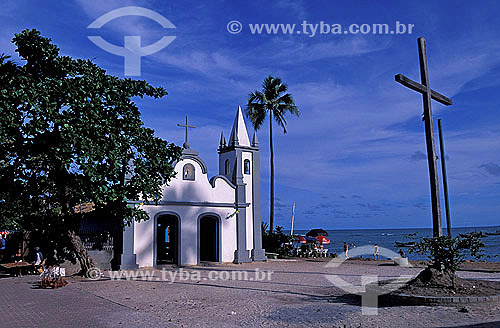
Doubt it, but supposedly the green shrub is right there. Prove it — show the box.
[408,232,486,275]
[262,224,293,257]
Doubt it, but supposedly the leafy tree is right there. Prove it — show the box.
[246,76,299,233]
[0,29,182,274]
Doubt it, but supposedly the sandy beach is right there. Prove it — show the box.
[3,259,500,327]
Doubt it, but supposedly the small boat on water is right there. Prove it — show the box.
[394,241,416,247]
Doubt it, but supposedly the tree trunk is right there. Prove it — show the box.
[68,230,96,276]
[269,111,275,233]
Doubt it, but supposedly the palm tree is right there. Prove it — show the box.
[246,75,299,233]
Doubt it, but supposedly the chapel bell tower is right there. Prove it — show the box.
[218,106,266,262]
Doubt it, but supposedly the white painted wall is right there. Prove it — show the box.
[218,151,234,182]
[163,158,235,204]
[242,151,254,251]
[132,157,238,267]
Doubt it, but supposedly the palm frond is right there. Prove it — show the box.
[262,76,274,93]
[278,103,299,116]
[277,83,288,94]
[273,110,288,133]
[277,93,294,105]
[248,75,299,133]
[246,91,267,130]
[248,90,266,104]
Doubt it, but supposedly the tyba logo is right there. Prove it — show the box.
[324,245,413,315]
[87,6,176,76]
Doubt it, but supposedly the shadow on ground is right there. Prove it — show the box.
[440,322,500,328]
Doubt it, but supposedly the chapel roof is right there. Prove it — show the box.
[228,106,251,147]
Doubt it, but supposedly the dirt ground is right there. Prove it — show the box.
[66,258,500,327]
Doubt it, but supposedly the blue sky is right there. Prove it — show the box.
[2,0,500,229]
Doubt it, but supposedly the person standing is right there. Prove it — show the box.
[343,242,349,259]
[0,234,6,262]
[33,247,44,267]
[373,244,379,260]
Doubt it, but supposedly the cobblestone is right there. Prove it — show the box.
[1,276,166,328]
[2,260,500,327]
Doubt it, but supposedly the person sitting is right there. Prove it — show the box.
[312,244,319,258]
[398,249,406,258]
[13,248,22,262]
[318,244,326,257]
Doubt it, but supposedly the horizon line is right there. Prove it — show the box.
[288,225,500,231]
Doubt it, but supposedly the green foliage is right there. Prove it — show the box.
[246,76,299,233]
[246,75,299,133]
[0,29,182,257]
[262,225,293,257]
[408,232,486,274]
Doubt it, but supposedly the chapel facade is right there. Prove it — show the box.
[120,106,266,268]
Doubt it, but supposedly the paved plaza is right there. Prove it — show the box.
[2,259,500,327]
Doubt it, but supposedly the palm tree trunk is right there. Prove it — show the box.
[269,111,275,233]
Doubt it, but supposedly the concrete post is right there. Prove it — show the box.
[120,223,139,269]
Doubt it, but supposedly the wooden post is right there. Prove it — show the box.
[418,38,443,237]
[438,119,452,237]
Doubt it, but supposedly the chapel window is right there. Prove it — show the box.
[225,160,230,175]
[244,159,251,175]
[183,163,195,181]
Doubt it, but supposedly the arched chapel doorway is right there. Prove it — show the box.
[156,214,179,265]
[199,215,219,262]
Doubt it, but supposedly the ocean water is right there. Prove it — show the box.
[293,226,500,262]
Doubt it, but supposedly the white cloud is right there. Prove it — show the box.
[72,0,500,225]
[274,0,307,19]
[152,50,260,78]
[258,37,392,65]
[76,0,169,42]
[431,40,500,96]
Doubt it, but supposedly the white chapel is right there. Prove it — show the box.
[120,106,266,268]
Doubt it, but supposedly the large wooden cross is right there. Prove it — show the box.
[395,37,452,237]
[177,115,196,149]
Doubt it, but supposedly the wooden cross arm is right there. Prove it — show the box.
[395,74,452,106]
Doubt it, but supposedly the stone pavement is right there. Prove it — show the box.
[1,275,165,328]
[2,260,500,327]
